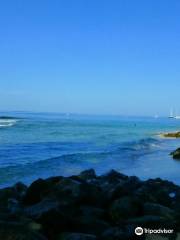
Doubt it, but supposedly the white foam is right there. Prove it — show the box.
[0,119,18,128]
[0,119,17,124]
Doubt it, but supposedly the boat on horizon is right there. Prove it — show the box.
[168,109,180,119]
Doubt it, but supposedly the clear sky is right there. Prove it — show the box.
[0,0,180,116]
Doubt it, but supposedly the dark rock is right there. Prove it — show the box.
[24,198,59,219]
[110,176,142,200]
[58,233,97,240]
[46,176,63,184]
[78,169,97,181]
[101,227,126,240]
[171,148,180,159]
[53,178,82,201]
[53,178,104,207]
[109,196,142,223]
[143,202,175,220]
[13,182,27,197]
[78,183,104,207]
[127,215,175,228]
[0,169,180,239]
[0,183,27,213]
[100,170,128,183]
[142,179,178,207]
[23,179,52,205]
[134,185,157,203]
[71,217,110,235]
[0,221,47,240]
[35,207,72,239]
[7,198,23,215]
[101,226,145,240]
[78,206,106,220]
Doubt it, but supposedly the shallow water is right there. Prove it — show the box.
[0,112,180,187]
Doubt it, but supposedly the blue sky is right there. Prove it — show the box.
[0,0,180,116]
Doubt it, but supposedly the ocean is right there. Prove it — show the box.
[0,111,180,188]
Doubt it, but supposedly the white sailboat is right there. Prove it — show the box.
[174,109,180,119]
[169,109,174,118]
[168,109,180,119]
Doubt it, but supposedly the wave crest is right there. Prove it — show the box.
[0,119,18,128]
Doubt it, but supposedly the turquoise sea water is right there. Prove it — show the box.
[0,112,180,188]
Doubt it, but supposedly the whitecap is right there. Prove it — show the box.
[0,123,15,128]
[0,119,18,128]
[0,119,17,124]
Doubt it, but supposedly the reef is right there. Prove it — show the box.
[161,132,180,138]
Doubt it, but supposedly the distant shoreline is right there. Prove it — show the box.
[158,131,180,139]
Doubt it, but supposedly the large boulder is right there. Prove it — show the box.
[23,178,61,205]
[24,198,60,219]
[0,182,27,215]
[110,176,142,201]
[78,169,97,182]
[109,196,142,223]
[143,202,175,220]
[100,170,128,183]
[77,206,106,220]
[52,178,104,207]
[142,178,178,207]
[170,148,180,159]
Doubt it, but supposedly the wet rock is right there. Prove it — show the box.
[171,148,180,159]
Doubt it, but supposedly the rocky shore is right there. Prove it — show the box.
[159,131,180,160]
[0,169,180,240]
[160,132,180,138]
[171,148,180,159]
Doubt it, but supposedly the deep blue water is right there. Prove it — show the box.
[0,111,180,188]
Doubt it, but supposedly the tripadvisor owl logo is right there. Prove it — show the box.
[135,227,144,236]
